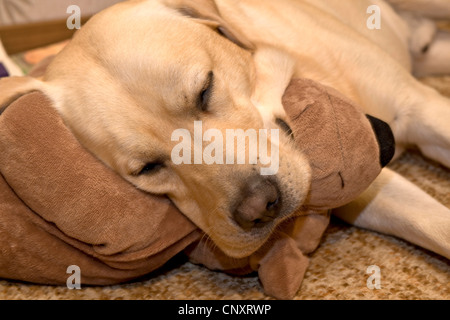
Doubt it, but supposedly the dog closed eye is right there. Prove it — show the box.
[137,162,165,176]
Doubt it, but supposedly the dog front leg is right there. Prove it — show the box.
[333,168,450,259]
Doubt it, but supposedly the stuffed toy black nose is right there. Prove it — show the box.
[366,115,396,167]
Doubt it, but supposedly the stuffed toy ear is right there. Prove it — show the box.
[366,115,396,168]
[282,79,395,211]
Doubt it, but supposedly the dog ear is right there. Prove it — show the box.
[0,76,44,115]
[162,0,255,51]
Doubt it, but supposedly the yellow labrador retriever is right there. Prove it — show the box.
[1,0,450,259]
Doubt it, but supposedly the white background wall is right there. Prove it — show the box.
[0,0,124,26]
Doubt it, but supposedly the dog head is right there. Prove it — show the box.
[31,0,312,258]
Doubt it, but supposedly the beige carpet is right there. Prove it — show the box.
[1,36,450,301]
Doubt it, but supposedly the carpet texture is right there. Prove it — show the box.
[1,42,450,302]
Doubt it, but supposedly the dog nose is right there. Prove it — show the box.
[232,178,281,230]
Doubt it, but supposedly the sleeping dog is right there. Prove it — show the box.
[1,0,449,259]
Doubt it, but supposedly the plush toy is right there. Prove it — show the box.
[186,78,395,299]
[0,77,394,299]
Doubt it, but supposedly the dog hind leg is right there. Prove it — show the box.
[386,0,450,19]
[330,41,450,169]
[412,30,450,77]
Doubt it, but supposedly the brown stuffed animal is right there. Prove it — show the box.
[186,79,395,299]
[0,78,394,299]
